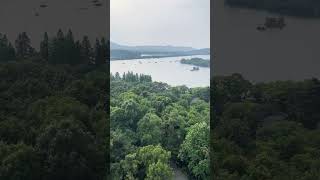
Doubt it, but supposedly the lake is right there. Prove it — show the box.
[0,0,107,49]
[214,0,320,82]
[111,55,210,88]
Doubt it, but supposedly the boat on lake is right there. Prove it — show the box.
[40,4,48,8]
[190,67,200,71]
[257,17,286,31]
[265,17,286,29]
[94,3,103,7]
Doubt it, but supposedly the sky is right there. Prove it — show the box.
[111,0,210,49]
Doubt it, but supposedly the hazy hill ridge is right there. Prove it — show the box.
[110,42,210,60]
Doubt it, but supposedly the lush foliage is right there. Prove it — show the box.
[111,72,210,179]
[212,73,320,179]
[180,58,210,67]
[0,31,108,180]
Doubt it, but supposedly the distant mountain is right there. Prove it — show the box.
[185,48,210,55]
[111,42,196,53]
[110,50,141,60]
[110,42,210,60]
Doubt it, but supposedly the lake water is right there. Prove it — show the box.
[111,55,210,88]
[0,0,107,49]
[214,0,320,82]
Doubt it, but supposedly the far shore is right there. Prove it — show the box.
[110,53,210,61]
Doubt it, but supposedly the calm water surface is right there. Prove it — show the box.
[0,0,106,48]
[214,0,320,82]
[111,55,210,88]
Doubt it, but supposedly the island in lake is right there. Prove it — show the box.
[180,57,210,67]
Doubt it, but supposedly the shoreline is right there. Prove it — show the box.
[110,53,210,61]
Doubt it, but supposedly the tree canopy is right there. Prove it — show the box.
[212,74,320,180]
[111,72,210,179]
[0,30,109,179]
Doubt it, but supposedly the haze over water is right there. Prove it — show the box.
[111,55,210,88]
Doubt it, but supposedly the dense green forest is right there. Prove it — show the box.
[180,58,210,68]
[212,73,320,179]
[110,72,210,179]
[225,0,320,17]
[0,30,109,179]
[5,29,320,180]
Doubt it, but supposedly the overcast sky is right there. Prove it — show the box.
[111,0,210,49]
